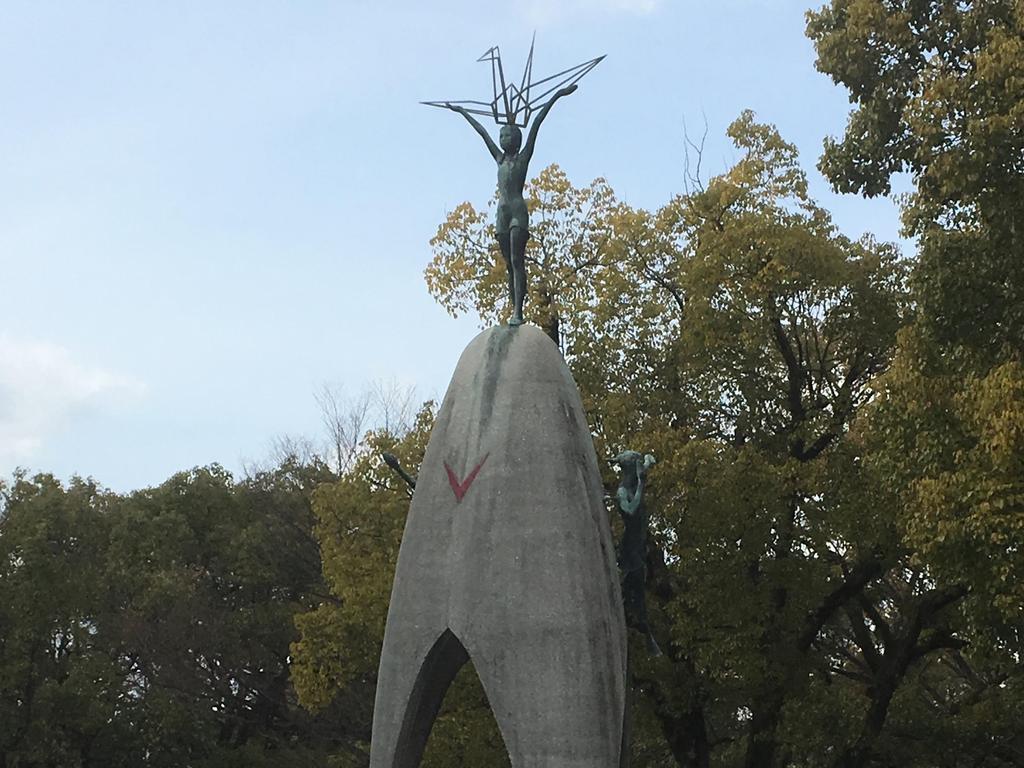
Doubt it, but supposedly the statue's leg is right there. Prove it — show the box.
[498,232,515,318]
[509,225,526,326]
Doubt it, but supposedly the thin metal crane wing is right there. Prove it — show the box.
[422,39,604,128]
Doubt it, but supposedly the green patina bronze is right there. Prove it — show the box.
[425,41,603,327]
[444,87,576,326]
[382,452,417,491]
[613,450,661,656]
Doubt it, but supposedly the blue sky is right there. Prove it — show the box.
[0,0,906,490]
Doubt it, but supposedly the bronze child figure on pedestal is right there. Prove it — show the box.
[444,86,576,326]
[424,40,603,327]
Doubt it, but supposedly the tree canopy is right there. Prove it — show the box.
[3,3,1022,766]
[0,461,348,767]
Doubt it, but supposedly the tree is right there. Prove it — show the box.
[0,460,345,767]
[808,0,1023,354]
[809,3,1024,763]
[0,474,139,767]
[314,381,417,475]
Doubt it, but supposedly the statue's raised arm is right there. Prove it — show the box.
[522,83,577,164]
[382,452,417,491]
[446,103,502,163]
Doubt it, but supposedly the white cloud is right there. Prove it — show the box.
[525,0,662,25]
[0,335,145,467]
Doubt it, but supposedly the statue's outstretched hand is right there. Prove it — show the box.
[556,84,579,98]
[637,454,656,480]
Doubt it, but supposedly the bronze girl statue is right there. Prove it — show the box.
[613,450,661,656]
[444,83,577,326]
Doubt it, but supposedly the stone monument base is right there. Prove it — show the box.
[369,325,627,767]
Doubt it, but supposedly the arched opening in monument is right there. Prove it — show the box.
[419,655,510,766]
[395,628,510,768]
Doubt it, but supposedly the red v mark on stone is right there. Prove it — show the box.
[444,454,489,503]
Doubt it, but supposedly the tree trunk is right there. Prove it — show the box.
[663,707,711,768]
[743,689,785,768]
[641,542,711,767]
[536,285,560,348]
[832,584,967,768]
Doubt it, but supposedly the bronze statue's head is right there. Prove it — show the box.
[613,450,644,470]
[499,124,522,154]
[613,451,656,481]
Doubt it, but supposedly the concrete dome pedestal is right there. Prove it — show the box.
[370,324,628,768]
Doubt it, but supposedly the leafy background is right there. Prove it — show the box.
[2,2,1022,766]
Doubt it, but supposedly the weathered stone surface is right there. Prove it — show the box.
[370,324,627,768]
